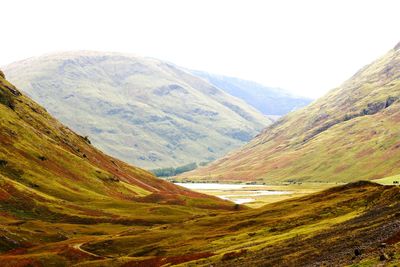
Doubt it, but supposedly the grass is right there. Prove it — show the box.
[64,182,400,266]
[184,46,400,183]
[2,44,400,266]
[175,182,339,207]
[4,51,272,169]
[373,173,400,185]
[0,71,236,211]
[0,72,239,266]
[2,153,400,266]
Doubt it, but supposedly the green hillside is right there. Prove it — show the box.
[1,68,400,267]
[0,70,235,235]
[3,177,400,266]
[185,42,400,183]
[4,52,272,169]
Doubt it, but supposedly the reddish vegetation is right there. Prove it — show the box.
[0,211,14,219]
[4,260,42,267]
[58,246,100,262]
[222,249,247,261]
[391,111,400,123]
[334,164,351,173]
[2,248,28,256]
[0,189,11,201]
[65,204,111,217]
[356,148,375,159]
[136,193,186,205]
[122,252,214,267]
[385,230,400,245]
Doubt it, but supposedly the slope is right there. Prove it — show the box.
[191,70,312,115]
[185,42,400,182]
[4,52,272,169]
[4,181,399,266]
[0,69,237,249]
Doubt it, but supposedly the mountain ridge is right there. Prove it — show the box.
[0,70,235,220]
[4,51,272,169]
[190,70,313,115]
[184,43,400,182]
[2,51,400,266]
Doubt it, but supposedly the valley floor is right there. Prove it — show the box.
[175,181,339,208]
[1,181,400,266]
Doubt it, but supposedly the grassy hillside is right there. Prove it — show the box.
[4,52,272,169]
[191,70,312,115]
[1,76,398,265]
[3,180,400,266]
[185,42,400,183]
[0,72,239,261]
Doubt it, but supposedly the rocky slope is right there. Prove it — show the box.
[191,70,312,115]
[185,42,400,182]
[4,52,272,169]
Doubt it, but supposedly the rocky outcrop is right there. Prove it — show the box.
[304,96,398,142]
[0,71,22,110]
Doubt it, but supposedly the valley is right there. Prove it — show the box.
[1,41,400,266]
[189,70,312,116]
[0,4,399,264]
[1,60,400,266]
[2,181,399,266]
[4,52,273,169]
[184,42,400,183]
[175,182,337,208]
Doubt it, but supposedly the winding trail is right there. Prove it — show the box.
[72,242,107,259]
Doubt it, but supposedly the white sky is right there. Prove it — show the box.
[1,0,399,98]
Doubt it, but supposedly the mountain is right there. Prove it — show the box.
[0,69,235,235]
[191,70,313,116]
[4,52,272,169]
[185,42,400,182]
[1,65,399,267]
[0,70,240,264]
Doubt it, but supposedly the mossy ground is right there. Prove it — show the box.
[2,181,400,266]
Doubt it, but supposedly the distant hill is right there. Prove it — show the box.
[185,42,400,182]
[0,68,238,264]
[0,68,234,224]
[191,70,312,116]
[4,51,272,169]
[2,64,400,267]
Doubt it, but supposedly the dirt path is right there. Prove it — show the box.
[72,242,106,259]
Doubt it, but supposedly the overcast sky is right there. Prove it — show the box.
[1,0,399,98]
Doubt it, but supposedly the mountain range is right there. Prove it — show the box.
[0,69,233,216]
[0,69,236,249]
[1,42,400,266]
[191,70,312,116]
[4,52,272,169]
[185,42,400,183]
